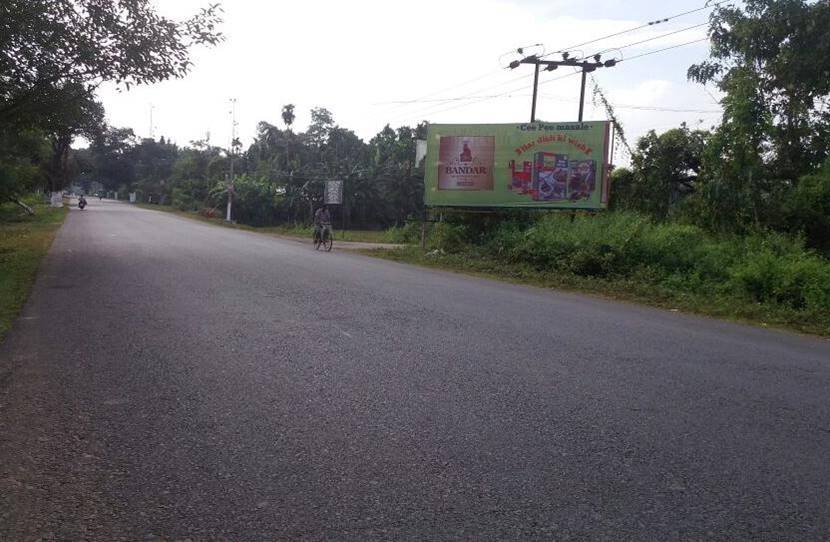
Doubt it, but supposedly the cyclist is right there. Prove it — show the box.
[313,205,332,244]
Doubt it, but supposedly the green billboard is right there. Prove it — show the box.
[424,121,612,209]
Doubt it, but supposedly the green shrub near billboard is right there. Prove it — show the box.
[424,121,612,209]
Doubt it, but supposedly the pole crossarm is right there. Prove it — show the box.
[508,54,618,122]
[509,54,616,71]
[513,57,610,71]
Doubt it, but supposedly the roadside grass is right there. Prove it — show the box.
[0,200,67,342]
[136,203,412,244]
[363,213,830,338]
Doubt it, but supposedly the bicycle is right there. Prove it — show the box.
[313,224,333,252]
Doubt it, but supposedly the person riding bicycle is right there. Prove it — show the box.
[313,205,332,243]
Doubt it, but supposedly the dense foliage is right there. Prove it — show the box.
[421,212,830,331]
[0,0,222,208]
[79,113,427,229]
[608,0,830,253]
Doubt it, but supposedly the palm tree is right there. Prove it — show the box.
[281,104,295,132]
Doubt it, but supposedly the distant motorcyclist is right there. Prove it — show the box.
[78,195,87,209]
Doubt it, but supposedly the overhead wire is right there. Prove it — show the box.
[587,21,710,59]
[374,69,503,111]
[384,72,533,123]
[390,70,582,125]
[379,93,721,114]
[391,33,714,125]
[373,1,730,121]
[537,93,721,113]
[375,44,544,117]
[380,21,712,109]
[377,1,726,126]
[619,37,710,62]
[539,0,730,59]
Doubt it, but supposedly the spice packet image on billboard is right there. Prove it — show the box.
[437,136,495,191]
[532,152,569,201]
[567,160,597,201]
[508,159,533,194]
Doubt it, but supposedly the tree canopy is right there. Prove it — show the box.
[0,0,223,205]
[1,0,222,125]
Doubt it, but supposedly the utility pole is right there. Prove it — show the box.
[149,103,155,139]
[509,51,617,122]
[227,98,238,222]
[530,62,540,122]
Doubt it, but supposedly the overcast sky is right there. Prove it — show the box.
[97,0,724,162]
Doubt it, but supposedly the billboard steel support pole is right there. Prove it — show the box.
[578,69,587,122]
[530,63,540,122]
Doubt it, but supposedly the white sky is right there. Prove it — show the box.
[97,0,724,161]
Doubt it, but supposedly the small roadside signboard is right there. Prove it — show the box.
[324,180,343,205]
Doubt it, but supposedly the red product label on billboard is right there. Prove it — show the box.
[437,136,495,191]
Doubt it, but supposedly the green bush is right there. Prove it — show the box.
[384,221,422,244]
[430,222,469,252]
[432,210,830,317]
[729,234,830,312]
[171,187,197,211]
[493,212,646,276]
[229,174,280,227]
[783,161,830,254]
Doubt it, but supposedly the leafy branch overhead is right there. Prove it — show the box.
[0,0,224,124]
[0,0,224,205]
[687,0,830,180]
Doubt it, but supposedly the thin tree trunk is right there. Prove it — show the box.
[12,198,35,215]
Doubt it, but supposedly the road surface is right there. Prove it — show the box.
[1,200,829,541]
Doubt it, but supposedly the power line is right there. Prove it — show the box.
[375,94,531,106]
[377,1,729,121]
[620,37,710,62]
[384,72,533,124]
[381,3,723,125]
[377,92,721,114]
[375,1,728,125]
[390,71,581,125]
[589,21,710,58]
[374,68,504,114]
[372,70,525,109]
[376,46,547,117]
[388,32,711,125]
[536,92,721,113]
[605,104,721,113]
[539,0,730,59]
[479,1,725,122]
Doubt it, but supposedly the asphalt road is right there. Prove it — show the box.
[1,200,829,541]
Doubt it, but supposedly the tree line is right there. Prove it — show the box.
[77,109,427,229]
[0,0,222,211]
[2,0,829,252]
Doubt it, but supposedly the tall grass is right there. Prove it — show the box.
[429,212,830,324]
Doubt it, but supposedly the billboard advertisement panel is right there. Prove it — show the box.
[424,121,612,209]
